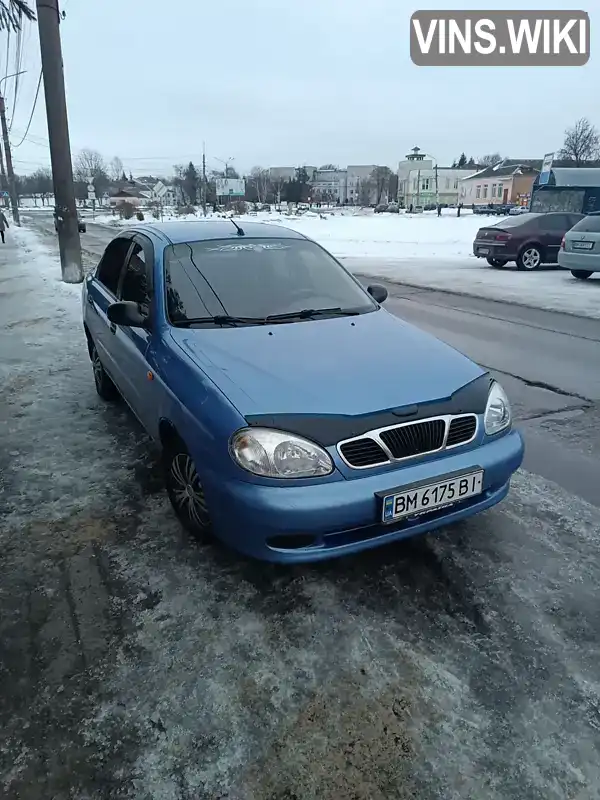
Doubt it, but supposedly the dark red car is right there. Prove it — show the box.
[473,212,584,271]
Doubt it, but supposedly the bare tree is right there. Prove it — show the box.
[109,156,124,181]
[358,178,375,207]
[559,118,600,167]
[74,149,106,181]
[249,166,270,203]
[0,0,35,31]
[74,149,109,201]
[319,163,339,170]
[370,166,393,204]
[478,153,504,167]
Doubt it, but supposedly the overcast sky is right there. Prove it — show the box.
[6,0,597,177]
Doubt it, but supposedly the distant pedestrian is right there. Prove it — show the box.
[0,209,9,243]
[437,204,442,217]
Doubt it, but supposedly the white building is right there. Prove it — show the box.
[397,147,472,207]
[310,168,347,203]
[346,165,379,205]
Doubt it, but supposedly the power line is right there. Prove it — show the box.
[9,24,23,129]
[11,68,42,147]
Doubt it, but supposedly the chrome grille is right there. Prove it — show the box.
[338,438,388,468]
[337,414,478,469]
[446,415,478,448]
[379,419,445,459]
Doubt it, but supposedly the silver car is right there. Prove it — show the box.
[558,212,600,280]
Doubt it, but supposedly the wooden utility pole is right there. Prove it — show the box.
[36,0,82,283]
[0,139,8,206]
[202,142,207,216]
[0,95,20,225]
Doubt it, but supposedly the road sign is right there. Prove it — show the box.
[87,183,95,192]
[0,191,8,197]
[539,152,554,186]
[153,180,168,199]
[216,178,245,197]
[88,190,96,200]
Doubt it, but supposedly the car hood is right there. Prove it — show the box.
[169,309,484,418]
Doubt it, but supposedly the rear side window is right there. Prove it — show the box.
[570,214,600,234]
[539,214,569,230]
[96,237,131,294]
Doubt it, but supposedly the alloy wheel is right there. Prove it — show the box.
[169,453,210,529]
[521,248,541,270]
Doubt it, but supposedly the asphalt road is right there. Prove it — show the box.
[2,214,600,800]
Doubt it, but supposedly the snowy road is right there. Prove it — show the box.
[2,218,600,799]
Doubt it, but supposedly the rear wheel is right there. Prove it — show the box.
[164,443,212,543]
[571,270,593,280]
[517,245,542,271]
[486,257,507,268]
[91,344,119,400]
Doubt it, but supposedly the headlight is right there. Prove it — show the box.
[230,428,334,479]
[484,381,511,435]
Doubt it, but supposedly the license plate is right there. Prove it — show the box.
[478,247,490,254]
[572,241,594,250]
[381,471,484,523]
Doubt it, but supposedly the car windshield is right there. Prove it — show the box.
[163,237,377,325]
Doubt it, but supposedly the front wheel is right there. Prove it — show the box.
[487,257,507,268]
[91,345,119,400]
[571,270,593,280]
[164,445,212,543]
[517,246,542,271]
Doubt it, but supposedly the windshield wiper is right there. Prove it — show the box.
[264,307,362,322]
[171,315,266,328]
[171,308,362,328]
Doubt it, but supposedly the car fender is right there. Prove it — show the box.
[153,337,247,483]
[519,238,544,257]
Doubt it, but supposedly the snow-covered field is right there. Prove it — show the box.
[92,208,600,319]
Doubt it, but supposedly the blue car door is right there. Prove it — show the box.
[112,233,161,437]
[85,234,134,385]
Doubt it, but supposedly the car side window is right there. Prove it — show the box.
[541,215,567,231]
[96,237,131,295]
[119,242,151,309]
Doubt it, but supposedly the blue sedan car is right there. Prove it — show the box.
[82,219,524,562]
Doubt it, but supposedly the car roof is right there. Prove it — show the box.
[126,219,307,245]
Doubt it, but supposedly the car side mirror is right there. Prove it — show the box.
[367,284,388,304]
[107,300,148,328]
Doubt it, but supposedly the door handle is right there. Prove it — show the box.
[109,323,116,334]
[87,294,94,305]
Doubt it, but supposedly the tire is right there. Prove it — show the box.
[163,444,212,543]
[91,344,119,401]
[571,270,593,280]
[486,257,507,268]
[517,245,543,271]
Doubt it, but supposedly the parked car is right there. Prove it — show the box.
[374,203,388,213]
[558,211,600,280]
[82,220,523,563]
[54,210,87,233]
[387,202,400,213]
[509,205,530,216]
[472,211,584,270]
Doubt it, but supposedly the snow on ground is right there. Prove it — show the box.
[11,224,82,301]
[90,208,600,319]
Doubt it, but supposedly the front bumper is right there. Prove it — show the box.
[206,429,525,563]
